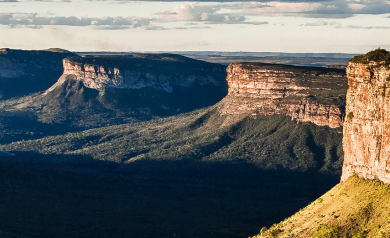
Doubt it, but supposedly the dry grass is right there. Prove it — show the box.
[253,176,390,238]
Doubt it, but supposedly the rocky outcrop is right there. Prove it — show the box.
[46,54,225,94]
[221,63,347,128]
[341,54,390,183]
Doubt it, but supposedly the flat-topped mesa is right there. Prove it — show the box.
[46,54,225,94]
[222,62,347,128]
[341,48,390,183]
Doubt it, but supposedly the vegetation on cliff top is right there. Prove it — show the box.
[349,48,390,65]
[254,176,390,238]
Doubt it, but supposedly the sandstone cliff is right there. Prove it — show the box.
[341,49,390,183]
[221,63,347,128]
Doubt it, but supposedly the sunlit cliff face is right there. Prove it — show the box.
[342,60,390,183]
[222,62,347,128]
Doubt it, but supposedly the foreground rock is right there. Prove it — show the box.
[222,63,347,128]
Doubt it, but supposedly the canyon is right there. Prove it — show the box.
[0,49,350,238]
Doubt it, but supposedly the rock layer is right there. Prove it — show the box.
[222,63,347,128]
[341,61,390,183]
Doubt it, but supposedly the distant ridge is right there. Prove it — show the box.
[0,48,76,100]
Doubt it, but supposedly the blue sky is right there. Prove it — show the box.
[1,0,390,53]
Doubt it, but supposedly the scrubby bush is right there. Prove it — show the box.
[350,48,390,64]
[312,224,340,238]
[349,231,368,238]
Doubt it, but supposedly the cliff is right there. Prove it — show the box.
[341,49,390,183]
[0,48,75,100]
[221,63,347,128]
[46,54,225,94]
[12,54,228,127]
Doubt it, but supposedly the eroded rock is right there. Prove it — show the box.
[222,62,347,128]
[341,58,390,183]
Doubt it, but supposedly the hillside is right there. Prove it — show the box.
[0,98,345,238]
[0,106,344,238]
[254,176,390,238]
[2,100,343,178]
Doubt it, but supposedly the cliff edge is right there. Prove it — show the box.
[341,48,390,183]
[46,54,225,93]
[222,62,347,128]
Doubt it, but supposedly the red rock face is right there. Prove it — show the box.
[223,63,347,128]
[341,62,390,183]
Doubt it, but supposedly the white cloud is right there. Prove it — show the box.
[0,12,155,29]
[304,19,338,26]
[158,2,267,25]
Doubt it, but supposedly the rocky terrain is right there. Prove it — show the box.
[222,63,347,128]
[342,48,390,183]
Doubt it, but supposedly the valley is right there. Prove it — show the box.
[0,48,353,238]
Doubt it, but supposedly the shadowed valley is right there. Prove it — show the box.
[0,49,350,238]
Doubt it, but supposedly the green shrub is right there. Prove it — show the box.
[312,224,340,238]
[350,48,390,65]
[349,231,367,238]
[347,112,354,120]
[268,228,283,237]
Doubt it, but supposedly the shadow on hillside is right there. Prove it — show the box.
[0,152,339,238]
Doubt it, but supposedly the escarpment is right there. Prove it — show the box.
[15,54,228,126]
[222,63,347,128]
[46,54,226,93]
[341,49,390,183]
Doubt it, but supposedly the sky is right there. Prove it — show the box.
[1,0,390,53]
